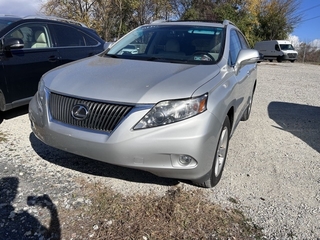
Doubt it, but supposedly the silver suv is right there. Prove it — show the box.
[29,20,259,188]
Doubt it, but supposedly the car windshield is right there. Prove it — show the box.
[280,44,295,50]
[105,24,225,64]
[0,19,15,31]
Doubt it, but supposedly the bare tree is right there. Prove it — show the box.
[40,0,304,46]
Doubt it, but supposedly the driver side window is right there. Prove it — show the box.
[4,24,50,49]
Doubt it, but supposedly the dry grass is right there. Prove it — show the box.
[59,181,264,239]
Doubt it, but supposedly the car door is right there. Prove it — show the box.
[236,30,256,94]
[49,23,101,65]
[228,29,251,124]
[1,23,60,107]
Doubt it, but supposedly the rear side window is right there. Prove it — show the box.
[50,24,99,47]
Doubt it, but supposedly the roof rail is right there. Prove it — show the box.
[23,15,88,28]
[167,19,220,23]
[0,14,20,17]
[151,19,167,24]
[223,20,236,27]
[150,19,237,27]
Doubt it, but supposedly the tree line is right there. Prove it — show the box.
[41,0,302,47]
[296,44,320,64]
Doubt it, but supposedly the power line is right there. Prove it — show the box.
[300,14,320,23]
[296,3,320,15]
[295,3,320,24]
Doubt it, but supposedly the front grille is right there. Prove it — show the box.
[49,93,133,132]
[288,53,297,58]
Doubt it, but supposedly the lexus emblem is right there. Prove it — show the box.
[71,104,89,120]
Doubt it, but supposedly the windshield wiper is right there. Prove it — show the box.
[145,56,188,63]
[105,53,120,58]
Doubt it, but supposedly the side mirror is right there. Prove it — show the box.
[257,52,264,63]
[234,49,259,74]
[3,38,24,51]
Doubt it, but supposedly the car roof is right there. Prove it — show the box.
[0,15,21,22]
[0,14,87,28]
[0,14,104,43]
[23,15,88,27]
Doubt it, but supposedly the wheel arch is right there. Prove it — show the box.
[226,106,234,133]
[253,80,257,93]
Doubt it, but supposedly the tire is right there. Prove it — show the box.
[241,88,254,121]
[0,91,6,112]
[194,116,231,188]
[277,56,283,62]
[290,60,295,63]
[268,59,273,62]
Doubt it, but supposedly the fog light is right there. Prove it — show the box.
[178,155,194,166]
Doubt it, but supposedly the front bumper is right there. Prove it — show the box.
[283,53,298,60]
[28,96,222,181]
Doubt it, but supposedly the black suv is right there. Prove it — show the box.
[0,15,107,112]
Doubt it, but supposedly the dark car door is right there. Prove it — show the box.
[49,23,102,65]
[1,23,60,107]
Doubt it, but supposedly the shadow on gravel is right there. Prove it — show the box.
[29,133,180,187]
[268,101,320,153]
[0,177,60,240]
[0,105,28,125]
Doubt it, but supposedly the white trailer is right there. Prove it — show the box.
[254,40,298,62]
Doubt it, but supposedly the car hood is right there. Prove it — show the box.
[44,56,220,104]
[282,50,298,54]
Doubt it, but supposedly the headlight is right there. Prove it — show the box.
[134,94,207,130]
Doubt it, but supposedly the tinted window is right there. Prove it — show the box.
[229,29,242,66]
[84,33,99,45]
[51,24,99,47]
[0,19,14,31]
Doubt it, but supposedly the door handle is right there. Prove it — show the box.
[48,55,59,62]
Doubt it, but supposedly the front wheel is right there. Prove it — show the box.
[194,116,231,188]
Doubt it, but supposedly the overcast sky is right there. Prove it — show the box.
[0,0,43,16]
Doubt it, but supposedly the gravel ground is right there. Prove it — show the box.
[0,62,319,239]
